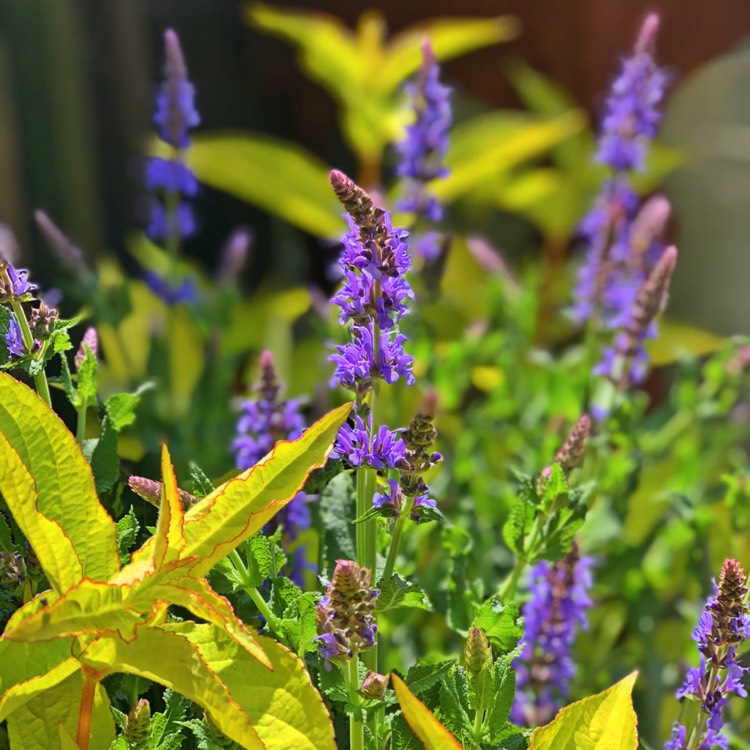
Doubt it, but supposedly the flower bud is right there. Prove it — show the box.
[128,475,199,511]
[361,671,389,701]
[74,327,98,370]
[464,627,493,679]
[124,699,150,747]
[29,303,58,341]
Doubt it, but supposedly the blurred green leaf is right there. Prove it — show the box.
[188,133,341,238]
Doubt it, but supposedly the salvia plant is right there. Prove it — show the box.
[0,8,749,750]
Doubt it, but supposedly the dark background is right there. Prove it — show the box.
[1,0,749,329]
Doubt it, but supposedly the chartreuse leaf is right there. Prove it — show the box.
[0,373,119,590]
[167,622,337,750]
[648,318,727,365]
[187,133,341,238]
[392,674,462,749]
[4,668,115,750]
[180,402,351,575]
[79,626,265,749]
[528,672,639,750]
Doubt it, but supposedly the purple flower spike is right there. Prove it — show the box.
[144,271,199,306]
[511,547,594,727]
[397,40,452,224]
[4,316,27,360]
[146,29,200,245]
[233,350,309,543]
[330,415,405,471]
[665,559,750,750]
[0,262,36,304]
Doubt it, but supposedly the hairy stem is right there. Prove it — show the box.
[346,657,364,750]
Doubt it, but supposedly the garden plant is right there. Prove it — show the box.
[0,6,749,750]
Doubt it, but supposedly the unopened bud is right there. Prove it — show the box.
[553,414,591,477]
[74,327,98,370]
[464,627,492,679]
[124,699,150,747]
[361,670,389,701]
[128,475,199,511]
[635,13,660,55]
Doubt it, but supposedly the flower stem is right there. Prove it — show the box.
[11,300,51,407]
[228,549,278,636]
[346,657,364,750]
[382,496,414,583]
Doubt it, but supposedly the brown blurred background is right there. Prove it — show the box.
[1,0,749,330]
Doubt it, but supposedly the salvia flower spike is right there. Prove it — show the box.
[124,699,151,747]
[511,545,595,726]
[573,13,669,335]
[232,350,310,541]
[145,29,200,303]
[314,560,379,670]
[665,559,750,749]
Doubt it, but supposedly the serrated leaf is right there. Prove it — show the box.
[436,669,473,747]
[377,573,432,612]
[177,403,351,576]
[0,511,12,551]
[392,674,462,749]
[0,372,119,591]
[487,654,518,742]
[502,483,536,555]
[320,471,356,575]
[91,417,120,495]
[528,672,639,750]
[116,507,140,565]
[104,392,141,431]
[166,622,337,750]
[403,660,455,699]
[245,533,273,588]
[76,347,97,405]
[317,663,348,704]
[179,719,227,750]
[472,598,522,656]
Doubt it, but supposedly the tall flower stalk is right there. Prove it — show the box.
[573,14,669,373]
[665,559,750,750]
[511,545,594,726]
[396,40,452,266]
[145,29,200,304]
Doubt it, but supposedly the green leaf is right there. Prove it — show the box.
[178,403,351,576]
[317,663,348,704]
[377,573,432,612]
[0,511,12,551]
[436,668,473,747]
[187,133,341,238]
[103,392,141,431]
[244,533,274,588]
[502,476,537,555]
[0,372,119,591]
[529,673,638,749]
[471,597,522,656]
[486,652,519,742]
[179,718,228,750]
[148,688,189,750]
[403,660,455,699]
[76,347,98,405]
[320,471,356,575]
[116,507,140,565]
[392,674,462,749]
[188,463,215,498]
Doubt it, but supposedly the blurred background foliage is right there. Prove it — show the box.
[1,2,750,749]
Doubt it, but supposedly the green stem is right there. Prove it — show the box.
[76,403,88,444]
[228,549,277,634]
[382,496,413,583]
[11,300,51,407]
[499,515,543,601]
[471,704,485,748]
[346,657,364,750]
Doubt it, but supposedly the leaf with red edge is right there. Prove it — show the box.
[392,674,462,749]
[0,372,119,591]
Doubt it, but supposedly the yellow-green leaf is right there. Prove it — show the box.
[437,110,585,204]
[4,669,114,750]
[167,621,336,750]
[2,582,141,644]
[141,575,270,670]
[0,373,119,591]
[529,672,639,750]
[180,402,351,575]
[79,627,264,749]
[187,133,341,238]
[153,444,187,567]
[392,674,462,749]
[648,318,727,366]
[166,306,205,417]
[381,15,519,93]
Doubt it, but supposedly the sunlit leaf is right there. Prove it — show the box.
[392,674,462,749]
[437,110,585,203]
[529,672,638,750]
[648,318,727,365]
[179,402,351,575]
[0,373,119,591]
[188,133,341,238]
[170,622,336,750]
[79,627,264,749]
[382,15,519,93]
